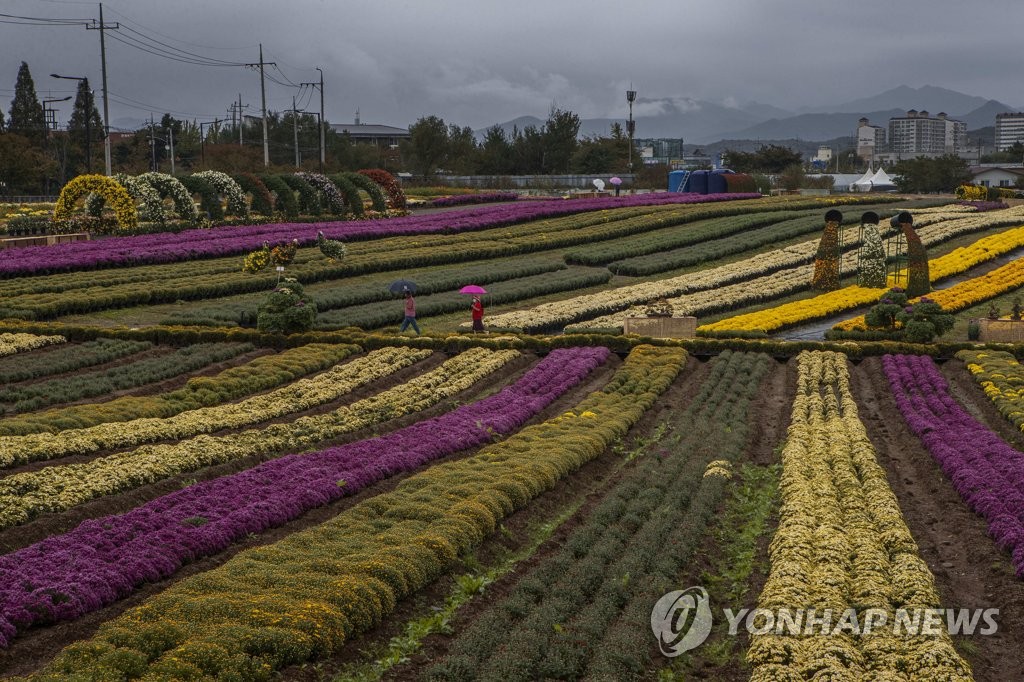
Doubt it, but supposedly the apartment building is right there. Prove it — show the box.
[995,113,1024,151]
[887,110,966,158]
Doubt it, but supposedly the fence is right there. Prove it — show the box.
[435,174,636,189]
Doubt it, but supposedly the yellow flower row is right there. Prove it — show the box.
[30,346,686,681]
[571,205,1023,333]
[709,216,1024,334]
[0,347,519,530]
[0,347,430,468]
[836,226,1024,331]
[956,350,1024,430]
[748,351,971,680]
[0,332,66,357]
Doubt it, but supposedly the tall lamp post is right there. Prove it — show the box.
[51,74,92,174]
[626,87,637,176]
[41,96,72,194]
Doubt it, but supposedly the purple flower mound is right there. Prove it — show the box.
[0,193,759,277]
[882,354,1024,577]
[429,192,519,207]
[0,346,610,647]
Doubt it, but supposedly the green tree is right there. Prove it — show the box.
[892,155,972,193]
[0,133,51,195]
[542,107,581,173]
[511,125,545,174]
[446,123,477,175]
[408,115,449,178]
[67,79,102,175]
[7,62,45,147]
[722,144,802,173]
[476,125,513,174]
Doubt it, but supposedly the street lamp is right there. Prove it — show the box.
[51,74,92,174]
[626,87,637,176]
[40,96,72,194]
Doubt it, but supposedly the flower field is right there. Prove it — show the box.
[6,192,1024,680]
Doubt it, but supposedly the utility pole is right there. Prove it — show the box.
[301,70,327,172]
[149,114,156,172]
[245,45,274,167]
[167,126,175,175]
[86,3,118,175]
[292,96,300,168]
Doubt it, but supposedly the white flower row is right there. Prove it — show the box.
[0,333,66,358]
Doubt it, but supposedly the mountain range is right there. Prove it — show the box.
[482,85,1022,145]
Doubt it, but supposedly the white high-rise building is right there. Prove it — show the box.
[995,113,1024,151]
[887,110,965,157]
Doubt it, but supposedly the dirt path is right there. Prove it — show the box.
[849,356,1024,682]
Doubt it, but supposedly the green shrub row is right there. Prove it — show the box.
[424,351,772,681]
[29,345,685,681]
[608,214,827,276]
[165,256,570,326]
[564,210,815,266]
[0,342,359,436]
[316,268,613,330]
[0,337,152,383]
[0,342,254,415]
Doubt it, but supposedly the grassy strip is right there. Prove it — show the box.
[423,351,772,681]
[0,337,151,383]
[657,462,781,680]
[0,342,253,414]
[24,345,684,681]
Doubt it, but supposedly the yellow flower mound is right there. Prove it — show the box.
[748,351,972,680]
[53,174,139,230]
[0,332,65,357]
[956,349,1024,430]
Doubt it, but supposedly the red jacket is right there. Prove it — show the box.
[471,299,483,320]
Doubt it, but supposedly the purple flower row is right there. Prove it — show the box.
[0,346,610,647]
[956,200,1010,212]
[882,353,1024,576]
[429,192,519,207]
[0,193,758,277]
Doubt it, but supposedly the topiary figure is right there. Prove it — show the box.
[865,288,909,330]
[259,174,299,218]
[329,173,364,217]
[858,211,886,288]
[233,173,274,216]
[892,211,930,297]
[279,174,321,215]
[257,278,317,334]
[811,209,843,291]
[358,168,406,210]
[898,297,953,343]
[179,175,223,220]
[344,172,387,212]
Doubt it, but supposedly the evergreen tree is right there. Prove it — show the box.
[7,62,45,146]
[0,107,5,133]
[67,79,103,174]
[408,115,448,178]
[541,107,580,174]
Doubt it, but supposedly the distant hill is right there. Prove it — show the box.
[480,85,1022,147]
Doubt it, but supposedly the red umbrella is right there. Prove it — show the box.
[459,285,487,295]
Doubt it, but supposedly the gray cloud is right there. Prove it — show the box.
[2,0,1021,133]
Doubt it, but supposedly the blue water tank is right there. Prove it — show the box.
[687,170,709,195]
[668,170,689,193]
[707,171,729,194]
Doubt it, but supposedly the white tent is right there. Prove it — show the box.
[868,167,896,188]
[851,167,875,191]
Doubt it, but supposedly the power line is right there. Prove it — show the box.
[102,6,257,52]
[0,12,89,25]
[106,31,245,67]
[117,25,247,66]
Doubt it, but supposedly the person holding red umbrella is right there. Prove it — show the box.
[471,295,485,333]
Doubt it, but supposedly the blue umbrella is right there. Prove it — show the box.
[388,279,417,294]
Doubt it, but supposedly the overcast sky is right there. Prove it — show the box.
[2,0,1022,132]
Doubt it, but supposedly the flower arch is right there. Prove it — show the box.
[233,173,274,216]
[194,170,249,217]
[137,172,200,223]
[53,174,138,230]
[358,168,406,210]
[179,175,223,220]
[297,172,345,214]
[279,174,321,215]
[259,174,299,218]
[85,173,166,223]
[329,173,364,217]
[342,172,387,212]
